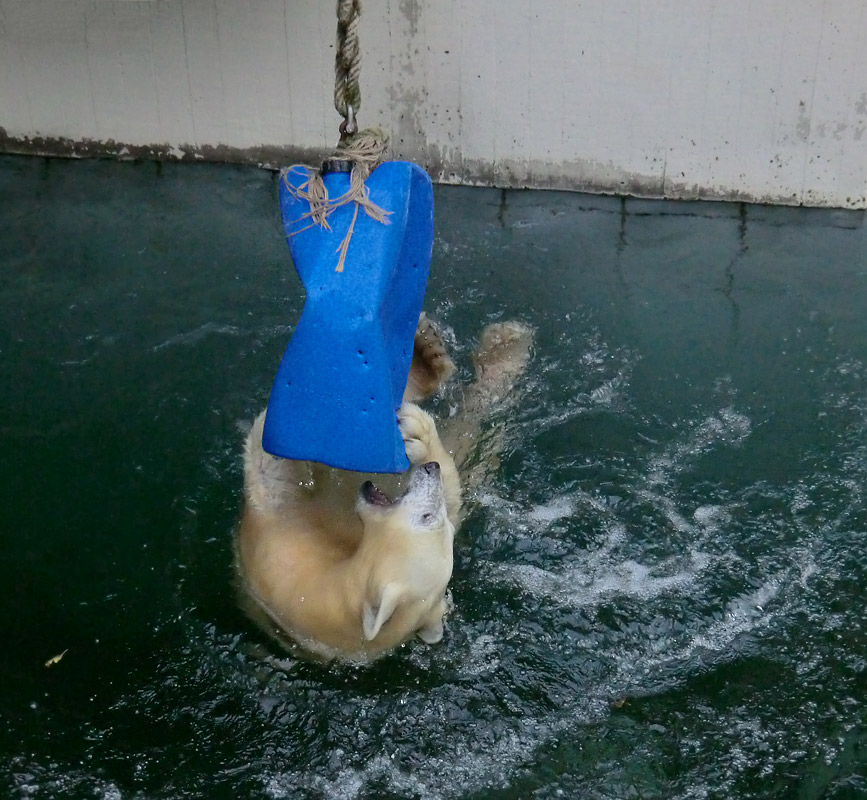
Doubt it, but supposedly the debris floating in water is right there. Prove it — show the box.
[44,649,68,668]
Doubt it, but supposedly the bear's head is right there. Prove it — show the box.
[354,461,455,642]
[357,461,450,533]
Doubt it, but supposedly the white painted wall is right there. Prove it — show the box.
[1,0,865,208]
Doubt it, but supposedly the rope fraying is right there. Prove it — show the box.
[281,128,390,272]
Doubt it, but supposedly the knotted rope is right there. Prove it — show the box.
[334,0,362,123]
[281,0,390,272]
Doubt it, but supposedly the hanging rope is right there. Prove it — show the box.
[280,0,390,272]
[334,0,362,126]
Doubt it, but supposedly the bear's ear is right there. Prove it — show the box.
[362,582,403,641]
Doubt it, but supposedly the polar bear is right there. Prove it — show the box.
[235,315,532,662]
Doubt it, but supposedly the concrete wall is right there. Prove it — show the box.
[1,0,865,208]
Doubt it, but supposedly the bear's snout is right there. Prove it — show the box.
[422,461,440,475]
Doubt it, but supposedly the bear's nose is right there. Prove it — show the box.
[423,461,440,475]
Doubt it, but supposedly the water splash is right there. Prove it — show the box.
[9,321,867,800]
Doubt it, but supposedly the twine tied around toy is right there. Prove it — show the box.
[281,0,391,272]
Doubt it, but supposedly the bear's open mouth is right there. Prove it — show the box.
[361,480,392,507]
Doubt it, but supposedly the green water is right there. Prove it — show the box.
[1,156,865,799]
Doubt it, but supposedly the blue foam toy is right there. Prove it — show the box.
[262,160,433,473]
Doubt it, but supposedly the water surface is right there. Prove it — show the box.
[1,157,865,799]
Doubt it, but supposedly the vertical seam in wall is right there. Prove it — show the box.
[214,0,227,147]
[420,0,429,169]
[317,0,329,144]
[523,2,530,188]
[627,4,638,195]
[456,0,464,182]
[491,0,498,182]
[735,22,746,196]
[800,0,827,206]
[770,9,785,178]
[849,0,866,205]
[180,3,199,147]
[386,0,394,157]
[849,3,867,208]
[282,1,293,143]
[661,71,671,197]
[698,1,716,201]
[148,7,162,133]
[83,5,99,141]
[527,4,534,188]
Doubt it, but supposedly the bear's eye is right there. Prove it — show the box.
[419,512,434,525]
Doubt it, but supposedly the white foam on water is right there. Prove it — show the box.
[478,488,617,529]
[392,390,806,796]
[265,755,426,800]
[588,372,626,406]
[195,353,867,798]
[461,633,501,675]
[263,715,572,800]
[693,504,732,527]
[517,402,587,436]
[257,555,815,800]
[257,544,820,800]
[152,321,242,351]
[685,574,783,654]
[646,407,752,488]
[514,336,636,436]
[524,495,577,524]
[10,765,124,800]
[620,551,818,690]
[492,549,712,611]
[790,487,813,513]
[640,490,700,535]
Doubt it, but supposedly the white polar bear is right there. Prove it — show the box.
[235,315,532,662]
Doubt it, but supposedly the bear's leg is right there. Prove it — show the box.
[398,403,461,525]
[471,321,534,402]
[244,411,337,512]
[439,322,534,496]
[403,313,455,403]
[417,598,447,644]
